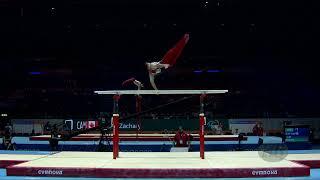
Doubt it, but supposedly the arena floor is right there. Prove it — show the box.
[1,150,320,179]
[1,168,320,180]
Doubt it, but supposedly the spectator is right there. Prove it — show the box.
[281,131,286,143]
[233,129,239,135]
[310,128,315,143]
[215,123,223,135]
[62,123,71,132]
[44,122,51,132]
[31,129,35,136]
[5,123,12,135]
[49,124,59,151]
[314,128,320,144]
[174,126,191,148]
[209,120,222,135]
[3,127,14,150]
[252,122,264,136]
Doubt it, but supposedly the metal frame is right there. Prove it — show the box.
[95,90,228,95]
[95,89,228,159]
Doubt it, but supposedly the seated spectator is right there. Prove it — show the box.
[209,120,222,135]
[162,129,169,134]
[252,122,264,136]
[215,121,223,135]
[233,129,239,135]
[3,128,14,150]
[174,126,191,148]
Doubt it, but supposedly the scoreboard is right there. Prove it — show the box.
[285,125,310,142]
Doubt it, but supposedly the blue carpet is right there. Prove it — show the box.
[0,150,53,155]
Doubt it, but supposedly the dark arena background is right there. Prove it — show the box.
[0,0,320,179]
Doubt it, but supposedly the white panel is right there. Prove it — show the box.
[13,124,33,134]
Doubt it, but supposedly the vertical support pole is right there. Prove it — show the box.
[199,113,205,159]
[199,94,207,159]
[135,95,142,138]
[113,113,119,159]
[113,95,120,159]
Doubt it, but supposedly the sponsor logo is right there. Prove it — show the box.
[119,122,140,129]
[76,121,98,130]
[37,169,63,175]
[76,121,86,130]
[122,149,152,152]
[252,170,278,176]
[206,121,217,129]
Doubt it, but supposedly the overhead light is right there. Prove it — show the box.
[193,70,203,73]
[29,72,42,75]
[1,113,8,117]
[207,69,222,73]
